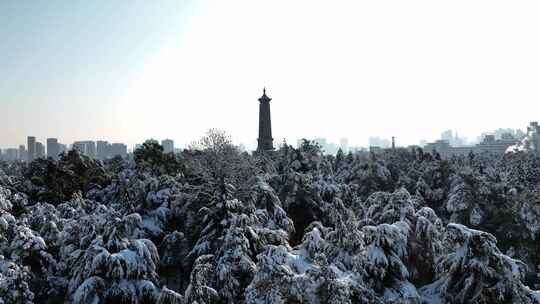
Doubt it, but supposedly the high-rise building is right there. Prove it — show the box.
[145,138,159,145]
[72,141,96,158]
[257,88,274,151]
[110,143,127,158]
[162,139,175,154]
[47,138,60,160]
[368,136,391,149]
[5,149,19,161]
[97,141,109,159]
[441,130,453,142]
[35,142,45,159]
[27,136,36,162]
[85,141,96,158]
[59,144,68,155]
[528,121,540,156]
[72,141,86,154]
[18,145,26,161]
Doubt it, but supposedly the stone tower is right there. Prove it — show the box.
[257,88,274,151]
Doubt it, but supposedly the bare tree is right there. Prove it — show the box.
[198,129,240,183]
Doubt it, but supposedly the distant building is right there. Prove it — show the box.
[369,137,391,149]
[27,136,36,162]
[59,144,68,155]
[441,130,453,142]
[369,146,383,154]
[35,142,45,159]
[426,133,518,158]
[476,134,517,155]
[4,149,19,161]
[94,140,128,159]
[493,128,524,140]
[349,146,367,153]
[527,121,540,156]
[73,141,96,158]
[19,145,26,161]
[145,138,159,145]
[47,138,60,160]
[85,141,96,158]
[296,137,351,155]
[110,143,127,158]
[97,141,109,160]
[72,141,86,154]
[440,129,466,147]
[162,139,175,154]
[425,140,451,155]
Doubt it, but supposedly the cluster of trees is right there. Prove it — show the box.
[2,130,540,303]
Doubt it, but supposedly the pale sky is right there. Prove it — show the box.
[1,0,540,150]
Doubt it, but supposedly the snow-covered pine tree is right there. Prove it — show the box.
[420,223,536,303]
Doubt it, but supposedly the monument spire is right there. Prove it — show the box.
[257,88,274,151]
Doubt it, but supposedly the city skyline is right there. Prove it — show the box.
[2,1,540,149]
[0,119,531,151]
[0,122,530,159]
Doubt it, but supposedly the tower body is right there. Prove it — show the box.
[257,89,274,151]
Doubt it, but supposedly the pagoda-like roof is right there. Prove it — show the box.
[258,88,271,102]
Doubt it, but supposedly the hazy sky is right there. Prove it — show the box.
[2,1,540,150]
